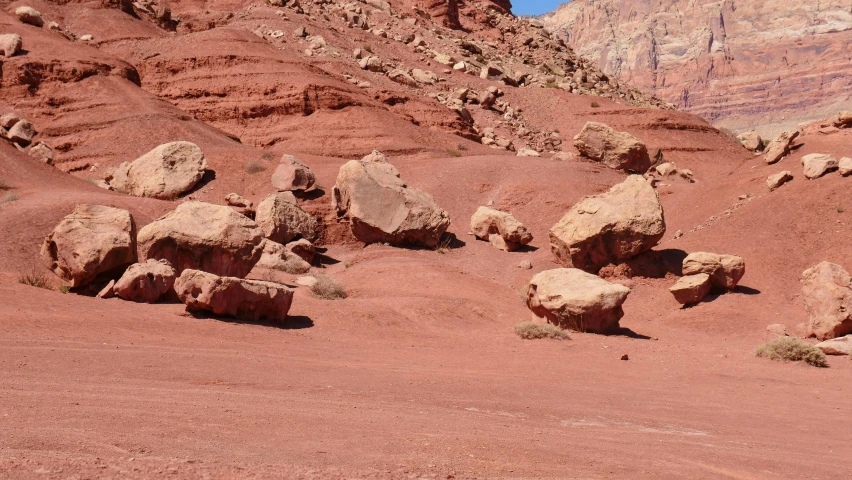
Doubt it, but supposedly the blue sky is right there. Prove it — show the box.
[513,0,566,16]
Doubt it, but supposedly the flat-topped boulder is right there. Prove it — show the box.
[815,335,852,356]
[669,273,711,305]
[573,122,651,173]
[114,259,176,303]
[470,207,532,252]
[801,261,852,340]
[255,192,317,244]
[549,175,665,272]
[682,252,745,290]
[175,269,294,322]
[109,141,208,200]
[801,153,838,179]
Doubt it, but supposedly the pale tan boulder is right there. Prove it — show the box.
[0,34,23,57]
[766,171,793,191]
[225,193,252,209]
[801,153,838,179]
[137,202,264,278]
[682,252,745,290]
[839,157,852,176]
[8,120,36,146]
[255,192,316,244]
[114,259,176,303]
[109,141,207,200]
[801,261,852,340]
[526,268,631,333]
[669,273,711,305]
[737,131,762,151]
[271,154,316,192]
[815,335,852,355]
[15,6,43,27]
[41,205,137,287]
[573,122,651,173]
[29,142,53,165]
[175,269,294,322]
[0,113,19,129]
[549,175,665,272]
[470,206,532,251]
[253,240,312,274]
[764,130,799,164]
[332,151,450,248]
[97,280,116,299]
[834,111,852,128]
[284,238,316,264]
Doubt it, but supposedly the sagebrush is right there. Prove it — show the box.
[18,270,53,290]
[244,159,267,174]
[755,337,827,367]
[311,276,347,300]
[514,322,571,340]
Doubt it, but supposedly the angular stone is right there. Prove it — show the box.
[0,34,23,57]
[682,252,745,290]
[271,154,316,192]
[815,335,852,355]
[114,259,176,303]
[801,153,838,179]
[738,131,762,151]
[839,157,852,176]
[573,122,651,173]
[470,206,532,251]
[253,240,311,274]
[669,273,711,305]
[15,6,43,27]
[175,269,294,322]
[109,142,207,200]
[801,261,852,340]
[766,171,793,191]
[284,238,315,264]
[8,120,36,146]
[255,192,316,244]
[764,130,799,164]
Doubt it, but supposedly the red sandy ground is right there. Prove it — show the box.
[1,0,851,478]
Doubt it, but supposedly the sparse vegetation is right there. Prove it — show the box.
[545,80,559,89]
[282,256,310,274]
[1,192,20,204]
[363,44,373,53]
[261,151,276,161]
[311,275,348,300]
[514,321,571,340]
[244,158,268,174]
[18,270,53,290]
[446,148,462,158]
[837,205,845,213]
[435,235,454,254]
[59,286,71,294]
[457,143,468,151]
[755,337,827,367]
[590,101,600,108]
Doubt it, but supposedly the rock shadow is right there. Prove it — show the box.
[189,311,314,330]
[294,188,326,201]
[182,169,217,197]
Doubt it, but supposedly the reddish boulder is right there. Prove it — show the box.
[175,269,294,322]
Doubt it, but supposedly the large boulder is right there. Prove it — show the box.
[470,206,532,251]
[41,205,137,287]
[801,261,852,340]
[573,122,651,173]
[801,153,838,179]
[737,131,762,151]
[253,239,311,274]
[682,252,745,290]
[271,154,316,192]
[8,120,36,146]
[255,192,317,244]
[840,157,852,176]
[332,151,450,248]
[669,273,712,305]
[15,6,44,27]
[109,141,207,200]
[526,268,631,334]
[815,335,852,356]
[137,202,264,278]
[114,259,176,303]
[174,269,294,322]
[549,175,665,272]
[764,131,799,164]
[0,34,23,57]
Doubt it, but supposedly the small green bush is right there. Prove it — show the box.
[837,206,845,213]
[363,44,373,53]
[514,322,571,340]
[755,337,827,367]
[311,276,347,300]
[59,286,71,294]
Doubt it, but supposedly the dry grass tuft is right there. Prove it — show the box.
[282,256,311,275]
[0,176,12,190]
[1,192,20,204]
[261,151,276,161]
[590,101,600,108]
[18,270,53,290]
[514,321,571,340]
[244,158,268,174]
[311,275,347,300]
[755,337,827,367]
[446,148,462,158]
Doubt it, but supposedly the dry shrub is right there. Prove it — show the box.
[590,101,600,108]
[18,270,53,290]
[311,275,347,300]
[446,148,462,158]
[1,192,20,204]
[244,158,268,174]
[514,321,571,340]
[755,337,827,368]
[282,256,311,274]
[261,151,275,160]
[0,177,12,190]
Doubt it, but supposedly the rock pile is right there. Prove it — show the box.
[669,252,745,305]
[470,207,532,251]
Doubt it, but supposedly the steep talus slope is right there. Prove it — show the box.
[541,0,852,137]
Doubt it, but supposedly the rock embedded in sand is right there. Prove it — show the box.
[8,120,36,146]
[109,141,208,200]
[255,192,316,244]
[764,130,799,164]
[271,154,316,192]
[284,238,316,264]
[839,157,852,176]
[470,206,533,252]
[682,252,745,290]
[332,150,450,248]
[669,273,712,305]
[225,193,253,209]
[137,202,264,278]
[0,34,23,57]
[175,269,294,322]
[29,142,54,165]
[815,335,852,355]
[526,268,631,334]
[41,205,137,287]
[114,259,177,303]
[15,6,44,27]
[801,261,852,341]
[516,147,541,157]
[801,153,838,179]
[573,122,651,173]
[737,131,762,151]
[766,171,793,191]
[549,175,665,272]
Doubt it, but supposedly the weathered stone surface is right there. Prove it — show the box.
[29,142,53,165]
[526,268,631,333]
[738,131,762,151]
[332,151,450,247]
[470,206,532,251]
[255,192,316,244]
[253,239,312,274]
[839,157,852,176]
[764,131,799,164]
[766,171,793,191]
[549,175,665,272]
[573,122,650,173]
[271,154,316,192]
[109,142,208,200]
[16,6,43,27]
[0,113,19,129]
[41,205,137,287]
[97,280,116,299]
[801,153,838,179]
[284,238,316,264]
[114,259,176,303]
[8,120,36,146]
[137,202,264,278]
[669,273,711,305]
[801,261,852,341]
[815,335,852,355]
[225,193,252,209]
[175,269,294,322]
[0,34,23,57]
[682,252,745,290]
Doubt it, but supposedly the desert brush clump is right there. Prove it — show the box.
[17,269,53,290]
[514,321,571,340]
[244,158,268,174]
[311,275,347,300]
[755,337,827,367]
[0,176,13,190]
[1,192,20,204]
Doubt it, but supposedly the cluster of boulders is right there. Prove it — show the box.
[669,252,745,305]
[470,206,532,251]
[801,153,851,180]
[0,113,53,163]
[646,161,695,184]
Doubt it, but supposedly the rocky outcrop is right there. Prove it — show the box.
[332,151,450,248]
[137,202,264,278]
[669,273,711,305]
[175,269,294,322]
[573,122,650,173]
[41,205,137,287]
[271,154,316,192]
[682,252,745,290]
[541,0,852,135]
[801,262,852,341]
[255,193,317,244]
[549,175,665,272]
[114,259,176,303]
[109,142,208,200]
[801,154,838,180]
[470,207,532,252]
[526,268,630,334]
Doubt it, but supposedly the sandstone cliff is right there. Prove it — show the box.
[541,0,852,137]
